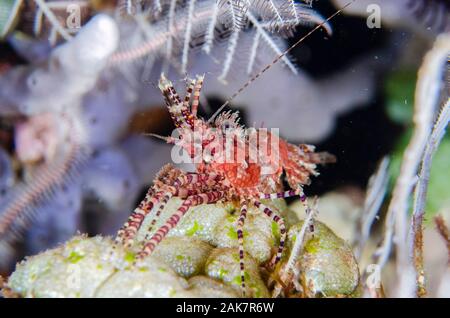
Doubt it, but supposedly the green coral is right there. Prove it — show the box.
[5,199,360,298]
[152,237,212,278]
[287,221,360,297]
[66,251,85,264]
[205,248,269,298]
[185,221,203,237]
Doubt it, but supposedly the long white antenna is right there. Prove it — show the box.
[207,0,356,123]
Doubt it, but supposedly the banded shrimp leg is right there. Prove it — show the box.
[137,191,226,259]
[142,172,226,240]
[236,199,249,296]
[233,196,288,297]
[259,187,315,233]
[116,188,165,247]
[258,188,317,296]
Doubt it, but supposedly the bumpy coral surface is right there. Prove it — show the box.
[287,221,360,297]
[4,199,360,298]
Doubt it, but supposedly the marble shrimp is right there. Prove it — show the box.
[115,2,353,297]
[116,73,335,296]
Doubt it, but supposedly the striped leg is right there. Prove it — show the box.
[236,199,249,297]
[138,191,225,258]
[173,172,224,189]
[181,78,196,125]
[191,74,205,116]
[144,192,173,240]
[296,187,316,234]
[260,187,314,233]
[259,189,300,200]
[116,189,165,247]
[159,74,193,129]
[183,78,196,109]
[253,200,286,267]
[142,173,226,241]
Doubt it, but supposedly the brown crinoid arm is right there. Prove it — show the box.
[283,143,336,189]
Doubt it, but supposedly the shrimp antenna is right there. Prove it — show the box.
[207,0,356,124]
[143,133,175,143]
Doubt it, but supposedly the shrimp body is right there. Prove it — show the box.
[117,74,335,296]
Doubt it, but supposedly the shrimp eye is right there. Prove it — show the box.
[222,121,231,130]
